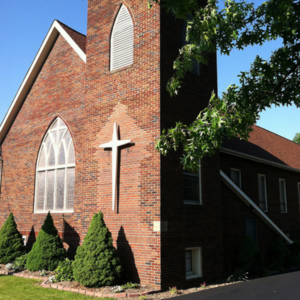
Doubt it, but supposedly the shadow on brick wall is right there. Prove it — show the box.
[26,226,36,252]
[63,219,80,259]
[117,226,140,283]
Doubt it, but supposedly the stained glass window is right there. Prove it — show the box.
[35,117,75,213]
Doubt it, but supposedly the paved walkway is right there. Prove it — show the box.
[172,271,300,300]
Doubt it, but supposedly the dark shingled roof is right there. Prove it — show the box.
[57,20,86,53]
[223,125,300,170]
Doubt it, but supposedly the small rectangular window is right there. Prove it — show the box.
[184,166,201,205]
[185,247,202,279]
[279,179,287,213]
[258,174,268,212]
[298,183,300,213]
[230,168,242,188]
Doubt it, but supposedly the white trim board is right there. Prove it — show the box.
[0,20,86,144]
[220,170,293,245]
[220,147,300,174]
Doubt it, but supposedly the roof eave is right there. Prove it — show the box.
[0,20,86,145]
[220,147,300,174]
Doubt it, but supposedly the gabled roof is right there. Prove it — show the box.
[222,125,300,171]
[0,20,86,145]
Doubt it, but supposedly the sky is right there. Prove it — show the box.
[0,0,299,141]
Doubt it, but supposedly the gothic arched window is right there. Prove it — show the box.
[110,4,134,71]
[34,117,75,213]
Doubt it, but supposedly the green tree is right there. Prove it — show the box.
[27,212,66,271]
[293,133,300,144]
[267,237,290,271]
[236,237,264,277]
[149,0,300,171]
[73,211,122,287]
[0,213,24,264]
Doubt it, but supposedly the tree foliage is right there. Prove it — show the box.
[150,0,300,171]
[0,213,24,264]
[293,133,300,144]
[267,237,290,271]
[73,211,122,287]
[27,212,66,271]
[236,236,264,277]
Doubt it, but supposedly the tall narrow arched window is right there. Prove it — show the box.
[110,4,134,71]
[34,117,75,213]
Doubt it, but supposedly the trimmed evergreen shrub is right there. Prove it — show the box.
[268,237,290,271]
[73,211,122,287]
[27,212,66,271]
[236,237,264,277]
[0,213,24,264]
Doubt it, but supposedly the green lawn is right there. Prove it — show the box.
[0,275,115,300]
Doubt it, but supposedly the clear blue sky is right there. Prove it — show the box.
[0,0,299,140]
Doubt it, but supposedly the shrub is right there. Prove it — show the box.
[0,213,24,264]
[268,237,290,271]
[122,282,139,289]
[290,240,300,267]
[54,258,74,282]
[236,237,264,277]
[73,211,122,287]
[27,212,66,271]
[13,253,28,270]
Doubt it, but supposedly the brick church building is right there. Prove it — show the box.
[0,0,300,289]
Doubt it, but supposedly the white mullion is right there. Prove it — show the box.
[44,170,48,212]
[43,138,49,212]
[53,129,59,212]
[64,167,67,211]
[34,170,39,212]
[63,139,69,211]
[54,168,58,212]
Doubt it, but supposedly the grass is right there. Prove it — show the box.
[0,275,115,300]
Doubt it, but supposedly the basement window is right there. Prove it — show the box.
[185,247,202,279]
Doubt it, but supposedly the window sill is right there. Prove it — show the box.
[186,274,202,280]
[110,64,133,73]
[34,210,74,214]
[184,201,202,206]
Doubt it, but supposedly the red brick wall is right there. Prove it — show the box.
[159,8,223,288]
[0,0,225,290]
[83,0,161,287]
[220,152,300,273]
[0,34,86,254]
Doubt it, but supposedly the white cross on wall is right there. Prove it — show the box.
[100,123,131,211]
